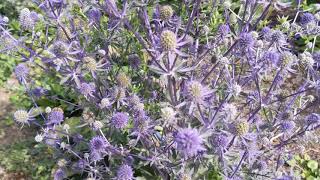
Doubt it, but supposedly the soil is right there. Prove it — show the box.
[0,78,30,180]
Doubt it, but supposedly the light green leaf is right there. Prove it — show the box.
[307,160,318,170]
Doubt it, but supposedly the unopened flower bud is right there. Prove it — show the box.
[35,134,43,142]
[160,30,177,51]
[3,16,9,23]
[98,49,106,57]
[232,121,249,136]
[160,5,174,21]
[45,107,52,113]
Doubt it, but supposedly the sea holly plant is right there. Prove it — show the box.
[1,0,320,179]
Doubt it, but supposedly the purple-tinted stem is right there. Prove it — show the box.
[283,82,307,112]
[294,99,319,117]
[265,68,282,99]
[275,153,281,171]
[208,93,230,128]
[239,0,249,32]
[48,1,72,42]
[140,8,156,46]
[22,74,47,122]
[241,1,259,33]
[197,103,207,125]
[123,19,167,73]
[250,2,272,31]
[226,135,236,151]
[183,0,201,39]
[274,126,310,148]
[230,151,247,178]
[201,62,220,83]
[269,87,313,104]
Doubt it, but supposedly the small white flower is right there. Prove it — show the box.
[45,107,52,113]
[36,31,41,37]
[60,142,67,149]
[84,153,90,159]
[97,49,106,56]
[251,31,259,39]
[35,134,43,142]
[3,16,9,23]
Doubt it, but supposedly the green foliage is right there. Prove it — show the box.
[0,0,32,19]
[0,139,54,180]
[0,54,16,86]
[288,154,320,179]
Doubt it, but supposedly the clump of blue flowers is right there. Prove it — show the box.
[1,0,320,179]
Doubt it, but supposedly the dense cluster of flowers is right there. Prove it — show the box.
[1,0,320,179]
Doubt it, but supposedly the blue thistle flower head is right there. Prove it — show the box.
[305,113,319,125]
[48,107,64,125]
[211,134,228,149]
[160,30,177,51]
[80,82,95,98]
[19,8,35,30]
[90,136,109,153]
[263,51,280,65]
[313,52,320,63]
[174,128,205,157]
[111,112,129,129]
[261,27,271,37]
[90,151,103,162]
[128,54,141,69]
[185,80,212,104]
[72,159,87,172]
[15,63,29,80]
[116,164,134,180]
[50,41,68,57]
[30,11,39,22]
[300,12,315,26]
[270,30,285,44]
[252,160,267,171]
[239,33,254,49]
[31,87,47,97]
[54,168,66,180]
[218,24,230,37]
[88,8,101,24]
[280,121,295,133]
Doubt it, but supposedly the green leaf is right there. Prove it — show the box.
[287,159,296,167]
[307,160,318,171]
[306,176,316,180]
